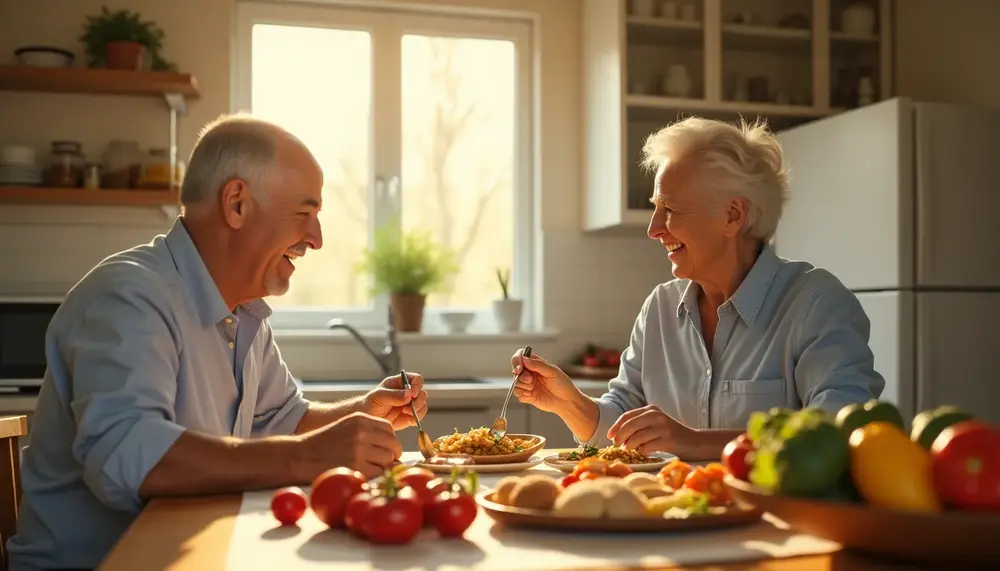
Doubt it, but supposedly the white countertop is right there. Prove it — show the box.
[0,377,611,414]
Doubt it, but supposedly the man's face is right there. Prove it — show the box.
[646,161,731,282]
[240,148,324,299]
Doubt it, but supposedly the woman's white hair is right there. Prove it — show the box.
[179,113,283,207]
[640,116,789,242]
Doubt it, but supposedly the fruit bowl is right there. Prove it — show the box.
[723,474,1000,567]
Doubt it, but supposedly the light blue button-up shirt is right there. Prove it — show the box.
[7,219,309,571]
[584,244,885,447]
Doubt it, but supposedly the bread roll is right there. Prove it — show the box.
[494,476,521,505]
[552,481,606,518]
[603,486,649,519]
[509,475,561,510]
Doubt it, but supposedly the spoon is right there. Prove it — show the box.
[401,369,436,460]
[489,345,532,440]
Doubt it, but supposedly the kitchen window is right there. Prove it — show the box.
[233,1,536,333]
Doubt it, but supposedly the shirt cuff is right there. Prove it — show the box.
[577,398,624,448]
[255,395,310,437]
[85,416,185,513]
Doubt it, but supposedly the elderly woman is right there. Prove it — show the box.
[512,117,884,460]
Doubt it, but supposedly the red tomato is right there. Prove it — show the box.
[559,474,579,488]
[395,468,437,506]
[582,355,601,368]
[721,433,754,482]
[607,353,621,367]
[270,487,308,526]
[428,489,478,538]
[344,491,375,537]
[362,486,424,545]
[310,467,367,528]
[931,420,1000,511]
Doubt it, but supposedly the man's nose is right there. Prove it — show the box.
[306,216,323,250]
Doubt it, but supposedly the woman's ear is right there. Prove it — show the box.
[723,197,749,238]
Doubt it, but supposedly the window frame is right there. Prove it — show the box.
[232,1,538,333]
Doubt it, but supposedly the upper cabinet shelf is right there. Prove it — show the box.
[0,66,200,113]
[581,0,893,232]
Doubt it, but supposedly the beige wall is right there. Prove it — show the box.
[0,0,667,379]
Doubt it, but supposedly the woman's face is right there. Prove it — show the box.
[646,161,741,284]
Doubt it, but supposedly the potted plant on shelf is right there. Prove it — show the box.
[493,268,524,333]
[79,5,176,71]
[356,225,457,333]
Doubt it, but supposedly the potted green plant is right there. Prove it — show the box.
[355,225,458,332]
[78,6,176,71]
[493,268,523,333]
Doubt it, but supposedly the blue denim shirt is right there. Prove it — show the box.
[583,245,885,447]
[7,218,309,571]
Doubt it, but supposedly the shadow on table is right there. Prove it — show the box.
[294,529,487,570]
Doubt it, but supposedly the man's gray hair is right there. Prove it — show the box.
[179,113,284,206]
[640,116,790,242]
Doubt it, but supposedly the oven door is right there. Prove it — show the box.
[0,297,62,390]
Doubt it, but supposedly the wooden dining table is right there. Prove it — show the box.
[97,449,934,571]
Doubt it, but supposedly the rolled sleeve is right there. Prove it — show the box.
[793,289,886,416]
[581,295,653,447]
[251,321,309,437]
[66,284,186,513]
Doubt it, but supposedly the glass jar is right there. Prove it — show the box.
[100,140,142,189]
[42,141,85,188]
[137,148,185,189]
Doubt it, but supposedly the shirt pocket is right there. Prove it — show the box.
[717,378,787,429]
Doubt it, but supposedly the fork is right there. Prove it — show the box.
[489,345,532,439]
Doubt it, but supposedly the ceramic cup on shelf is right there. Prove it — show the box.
[660,1,679,19]
[662,64,692,98]
[633,0,655,17]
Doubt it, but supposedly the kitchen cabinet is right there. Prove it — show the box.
[582,0,893,232]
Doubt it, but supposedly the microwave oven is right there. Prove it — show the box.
[0,296,62,391]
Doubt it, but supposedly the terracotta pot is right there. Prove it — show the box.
[390,293,426,332]
[104,41,145,70]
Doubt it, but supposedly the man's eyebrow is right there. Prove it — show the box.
[301,198,320,208]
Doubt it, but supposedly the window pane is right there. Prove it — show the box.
[249,24,372,309]
[400,35,516,308]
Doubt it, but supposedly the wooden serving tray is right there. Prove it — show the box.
[477,491,763,532]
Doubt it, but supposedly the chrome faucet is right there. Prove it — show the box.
[326,306,400,378]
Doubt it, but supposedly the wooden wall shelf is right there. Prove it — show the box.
[0,66,199,112]
[0,187,179,206]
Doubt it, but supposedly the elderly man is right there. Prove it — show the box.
[512,117,884,461]
[7,115,428,571]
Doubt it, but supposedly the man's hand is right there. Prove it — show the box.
[607,405,698,456]
[362,372,428,431]
[298,412,403,480]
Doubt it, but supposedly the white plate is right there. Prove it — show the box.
[542,451,677,473]
[414,455,545,474]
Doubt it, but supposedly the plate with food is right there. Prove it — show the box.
[414,428,547,473]
[543,445,675,473]
[477,461,762,532]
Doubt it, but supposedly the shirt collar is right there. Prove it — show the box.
[675,244,780,327]
[163,218,272,327]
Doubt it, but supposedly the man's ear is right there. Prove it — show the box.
[220,179,252,230]
[722,196,749,238]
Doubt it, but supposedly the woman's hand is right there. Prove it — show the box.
[510,349,581,415]
[607,405,697,455]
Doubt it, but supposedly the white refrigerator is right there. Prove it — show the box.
[774,97,1000,425]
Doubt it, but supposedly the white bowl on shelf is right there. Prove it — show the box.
[439,311,476,334]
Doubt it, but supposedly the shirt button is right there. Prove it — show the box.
[706,367,712,377]
[225,317,233,324]
[228,341,235,349]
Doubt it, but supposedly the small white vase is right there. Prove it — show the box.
[492,299,524,333]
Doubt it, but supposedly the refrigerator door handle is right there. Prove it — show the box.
[915,112,934,284]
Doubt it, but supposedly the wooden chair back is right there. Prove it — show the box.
[0,415,27,571]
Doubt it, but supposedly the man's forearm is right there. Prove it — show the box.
[684,428,743,461]
[294,396,366,434]
[139,431,308,499]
